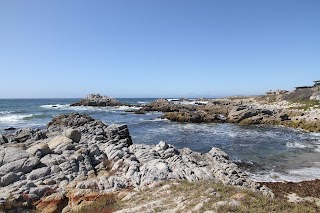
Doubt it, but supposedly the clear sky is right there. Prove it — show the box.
[0,0,319,98]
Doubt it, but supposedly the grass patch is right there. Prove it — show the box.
[71,193,119,213]
[288,100,320,111]
[114,180,320,213]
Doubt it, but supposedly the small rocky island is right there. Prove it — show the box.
[71,94,125,107]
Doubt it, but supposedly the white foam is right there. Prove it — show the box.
[40,104,141,112]
[310,132,320,137]
[146,118,168,122]
[248,166,320,182]
[286,142,307,149]
[0,111,14,114]
[313,146,320,152]
[111,106,141,111]
[167,99,179,102]
[288,167,320,181]
[137,101,148,104]
[0,114,34,123]
[195,101,209,105]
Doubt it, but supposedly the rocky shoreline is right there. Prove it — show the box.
[70,92,320,132]
[0,113,272,212]
[135,97,320,132]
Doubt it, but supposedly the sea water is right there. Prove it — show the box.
[1,98,320,182]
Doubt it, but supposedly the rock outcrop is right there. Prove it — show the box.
[163,111,226,123]
[4,128,47,143]
[139,98,196,113]
[310,91,320,100]
[139,98,320,132]
[0,113,272,211]
[70,94,124,107]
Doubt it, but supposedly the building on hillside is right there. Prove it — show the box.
[313,80,320,91]
[266,89,289,95]
[294,86,313,91]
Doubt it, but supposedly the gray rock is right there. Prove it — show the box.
[27,167,51,180]
[228,105,273,123]
[209,147,229,159]
[154,141,169,151]
[29,186,51,198]
[0,147,40,174]
[0,172,19,186]
[43,179,56,185]
[47,135,73,150]
[9,128,46,143]
[0,134,8,144]
[59,180,69,188]
[27,142,50,157]
[64,128,81,142]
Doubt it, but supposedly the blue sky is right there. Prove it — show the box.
[0,0,319,98]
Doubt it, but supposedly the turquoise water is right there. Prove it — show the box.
[1,98,320,182]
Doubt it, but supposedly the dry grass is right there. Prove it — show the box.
[115,180,320,213]
[2,180,319,212]
[288,100,320,111]
[71,193,118,213]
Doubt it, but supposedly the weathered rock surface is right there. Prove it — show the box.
[64,128,81,142]
[163,111,226,123]
[5,128,47,143]
[0,113,272,212]
[140,97,320,132]
[228,105,274,124]
[26,142,50,158]
[0,134,8,144]
[70,94,125,107]
[140,98,196,113]
[310,91,320,100]
[0,147,40,174]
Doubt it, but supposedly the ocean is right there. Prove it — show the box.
[1,98,320,182]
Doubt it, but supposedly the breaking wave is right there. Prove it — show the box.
[0,114,34,123]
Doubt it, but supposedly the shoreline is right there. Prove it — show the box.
[0,112,274,211]
[0,111,319,211]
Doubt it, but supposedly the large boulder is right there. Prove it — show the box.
[27,142,50,157]
[47,113,95,129]
[140,98,196,112]
[0,172,20,186]
[70,94,124,107]
[228,106,273,123]
[0,147,40,174]
[163,111,226,123]
[8,128,47,143]
[47,135,73,150]
[27,167,51,180]
[64,128,81,142]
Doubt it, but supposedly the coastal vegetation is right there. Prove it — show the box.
[72,180,319,213]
